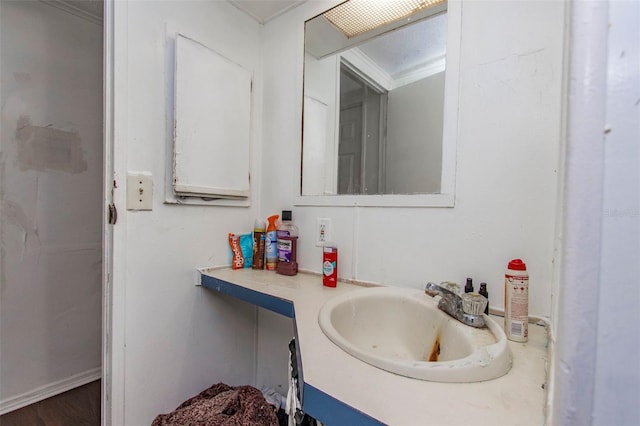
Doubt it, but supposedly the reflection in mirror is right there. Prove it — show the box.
[303,0,448,196]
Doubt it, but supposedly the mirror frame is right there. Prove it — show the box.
[295,0,461,208]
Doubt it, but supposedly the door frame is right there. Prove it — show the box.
[102,0,126,424]
[102,0,113,422]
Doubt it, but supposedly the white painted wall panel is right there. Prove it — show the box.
[0,1,102,412]
[302,52,339,195]
[302,96,330,195]
[255,309,294,396]
[594,0,640,423]
[261,0,563,318]
[110,1,263,424]
[385,72,444,194]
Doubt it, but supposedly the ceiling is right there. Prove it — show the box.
[49,0,443,81]
[357,12,446,79]
[46,1,304,25]
[229,0,307,23]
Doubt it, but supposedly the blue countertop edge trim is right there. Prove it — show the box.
[199,271,384,426]
[200,273,295,318]
[302,383,387,426]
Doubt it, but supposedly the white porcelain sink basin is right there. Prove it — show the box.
[318,286,512,382]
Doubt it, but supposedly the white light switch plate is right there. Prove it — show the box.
[127,173,153,210]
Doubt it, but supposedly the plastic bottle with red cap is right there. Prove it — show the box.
[504,259,529,342]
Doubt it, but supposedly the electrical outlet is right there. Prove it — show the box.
[316,218,332,246]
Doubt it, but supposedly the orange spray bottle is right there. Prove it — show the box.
[265,215,279,271]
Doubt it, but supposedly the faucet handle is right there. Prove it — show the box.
[461,292,488,316]
[441,281,461,295]
[425,281,460,297]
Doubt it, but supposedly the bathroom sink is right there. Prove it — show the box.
[318,286,512,382]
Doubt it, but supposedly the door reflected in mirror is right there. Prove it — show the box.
[338,63,386,194]
[302,1,448,196]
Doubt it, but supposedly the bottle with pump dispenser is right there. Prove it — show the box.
[479,283,489,314]
[276,210,298,275]
[464,278,474,293]
[265,215,279,271]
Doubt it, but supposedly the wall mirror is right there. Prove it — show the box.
[298,0,461,207]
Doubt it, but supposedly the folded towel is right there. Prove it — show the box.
[152,383,279,426]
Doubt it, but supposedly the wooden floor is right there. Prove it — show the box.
[0,380,101,426]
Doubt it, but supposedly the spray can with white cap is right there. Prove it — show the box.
[504,259,529,342]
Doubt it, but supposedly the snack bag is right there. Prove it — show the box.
[228,233,253,269]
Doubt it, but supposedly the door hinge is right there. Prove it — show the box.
[108,203,118,225]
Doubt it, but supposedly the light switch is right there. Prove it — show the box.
[127,173,153,210]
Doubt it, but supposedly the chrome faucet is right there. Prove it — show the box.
[425,282,487,328]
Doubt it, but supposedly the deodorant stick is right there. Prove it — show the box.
[322,243,338,287]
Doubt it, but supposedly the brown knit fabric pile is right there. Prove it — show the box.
[151,383,279,426]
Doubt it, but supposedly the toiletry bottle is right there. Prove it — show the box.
[265,215,279,271]
[276,210,298,276]
[322,242,338,287]
[464,277,474,293]
[252,219,266,270]
[479,283,489,314]
[505,259,529,342]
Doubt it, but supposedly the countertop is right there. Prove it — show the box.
[199,267,548,426]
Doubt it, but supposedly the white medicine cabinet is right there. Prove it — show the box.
[171,33,253,203]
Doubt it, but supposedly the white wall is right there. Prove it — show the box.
[261,0,564,318]
[255,309,294,394]
[594,1,640,421]
[106,1,639,424]
[302,52,339,195]
[0,1,102,413]
[551,0,640,424]
[386,72,444,194]
[104,0,639,424]
[109,1,265,424]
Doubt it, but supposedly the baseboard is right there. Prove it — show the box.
[0,367,102,415]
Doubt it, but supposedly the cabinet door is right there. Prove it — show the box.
[173,33,252,199]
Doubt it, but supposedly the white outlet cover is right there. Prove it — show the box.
[127,173,153,210]
[316,217,332,246]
